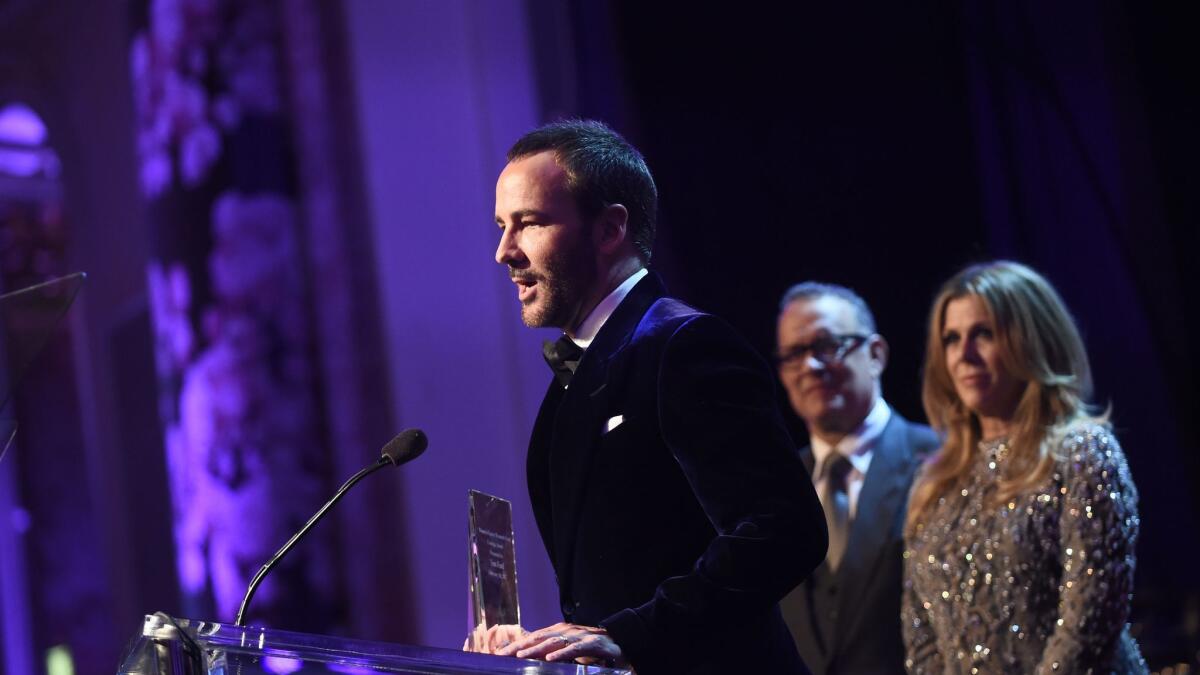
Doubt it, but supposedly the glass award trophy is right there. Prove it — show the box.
[0,272,85,463]
[467,489,520,645]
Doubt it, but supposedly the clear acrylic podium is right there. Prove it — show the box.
[118,613,631,674]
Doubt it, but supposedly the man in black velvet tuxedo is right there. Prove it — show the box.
[487,120,826,674]
[774,283,939,675]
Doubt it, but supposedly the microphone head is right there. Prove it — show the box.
[381,428,428,466]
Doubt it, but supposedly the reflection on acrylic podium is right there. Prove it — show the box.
[118,613,631,674]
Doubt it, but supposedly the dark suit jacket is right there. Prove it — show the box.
[526,273,827,675]
[780,413,939,675]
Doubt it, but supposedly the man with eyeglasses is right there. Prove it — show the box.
[774,282,939,675]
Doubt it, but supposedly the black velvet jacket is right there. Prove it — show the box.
[527,273,827,674]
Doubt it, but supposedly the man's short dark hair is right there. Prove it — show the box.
[779,281,878,334]
[507,119,657,263]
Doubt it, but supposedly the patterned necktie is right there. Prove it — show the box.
[543,335,584,387]
[820,453,854,572]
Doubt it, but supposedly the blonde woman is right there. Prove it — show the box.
[902,261,1147,674]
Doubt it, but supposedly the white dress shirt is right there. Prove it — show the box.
[810,397,891,520]
[569,267,648,350]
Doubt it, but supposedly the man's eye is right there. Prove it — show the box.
[778,348,805,363]
[811,340,838,355]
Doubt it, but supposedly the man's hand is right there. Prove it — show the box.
[495,622,628,667]
[463,623,528,654]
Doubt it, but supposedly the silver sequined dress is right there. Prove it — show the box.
[902,425,1147,674]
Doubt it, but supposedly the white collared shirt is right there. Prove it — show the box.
[810,397,892,520]
[569,267,648,350]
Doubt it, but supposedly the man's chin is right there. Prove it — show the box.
[520,303,558,329]
[518,286,578,330]
[520,308,546,328]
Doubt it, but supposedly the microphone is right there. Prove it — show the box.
[381,427,428,466]
[234,428,429,627]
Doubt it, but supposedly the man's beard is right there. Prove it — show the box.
[517,240,594,330]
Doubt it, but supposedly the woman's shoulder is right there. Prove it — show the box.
[1051,421,1137,495]
[1054,421,1119,456]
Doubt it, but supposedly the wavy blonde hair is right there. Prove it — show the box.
[906,261,1103,533]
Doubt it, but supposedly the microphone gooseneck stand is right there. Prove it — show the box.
[234,428,428,627]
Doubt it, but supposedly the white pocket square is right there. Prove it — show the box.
[602,414,625,434]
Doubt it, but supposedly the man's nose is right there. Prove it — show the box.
[495,227,519,266]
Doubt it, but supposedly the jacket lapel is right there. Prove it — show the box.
[547,273,666,590]
[833,415,914,642]
[527,380,565,560]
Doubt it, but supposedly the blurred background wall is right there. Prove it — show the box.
[0,0,1195,672]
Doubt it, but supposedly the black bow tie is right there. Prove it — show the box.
[543,335,585,387]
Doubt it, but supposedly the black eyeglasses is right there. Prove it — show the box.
[776,333,870,368]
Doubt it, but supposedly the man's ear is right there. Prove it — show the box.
[593,204,629,255]
[868,334,889,378]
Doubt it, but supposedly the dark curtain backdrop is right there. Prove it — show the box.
[548,0,1198,667]
[610,3,983,429]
